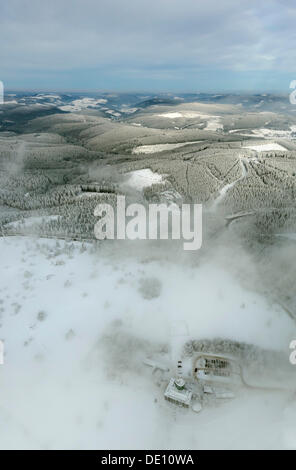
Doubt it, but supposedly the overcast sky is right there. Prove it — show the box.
[1,0,296,92]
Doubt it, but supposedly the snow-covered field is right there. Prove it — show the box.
[156,112,223,131]
[4,216,61,230]
[204,117,223,132]
[243,142,287,152]
[0,236,296,449]
[105,110,121,117]
[121,169,164,190]
[156,112,202,119]
[231,127,296,139]
[132,142,202,154]
[59,98,108,112]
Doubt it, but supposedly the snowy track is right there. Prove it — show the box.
[210,157,248,212]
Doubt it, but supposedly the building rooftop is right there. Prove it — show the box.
[164,378,192,407]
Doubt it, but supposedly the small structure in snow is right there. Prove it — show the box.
[164,378,192,408]
[194,353,240,385]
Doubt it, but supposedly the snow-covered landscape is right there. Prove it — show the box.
[1,236,295,449]
[2,0,296,451]
[1,90,296,449]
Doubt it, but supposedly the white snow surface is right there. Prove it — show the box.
[156,112,223,131]
[156,112,201,119]
[0,236,295,449]
[230,127,296,139]
[243,143,287,152]
[122,169,164,190]
[204,117,223,132]
[132,142,202,154]
[5,216,61,230]
[59,98,107,112]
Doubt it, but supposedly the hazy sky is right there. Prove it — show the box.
[1,0,296,92]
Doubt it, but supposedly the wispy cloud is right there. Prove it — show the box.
[1,0,295,90]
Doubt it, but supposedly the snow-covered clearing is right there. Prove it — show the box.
[156,112,201,119]
[204,117,223,132]
[35,94,61,100]
[4,216,61,230]
[121,169,164,190]
[0,236,295,449]
[230,127,296,139]
[59,98,107,112]
[155,111,223,132]
[132,142,202,154]
[120,107,138,114]
[105,110,121,117]
[243,143,287,152]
